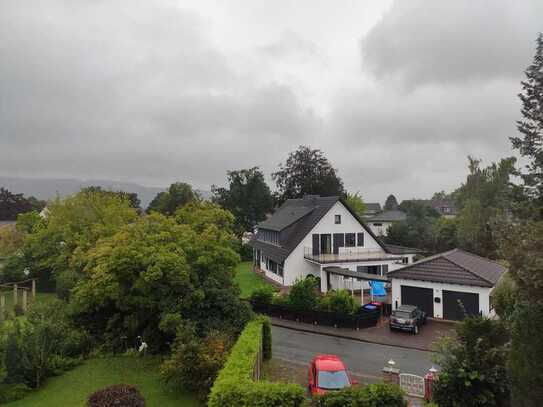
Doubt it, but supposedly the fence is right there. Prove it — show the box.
[250,302,381,330]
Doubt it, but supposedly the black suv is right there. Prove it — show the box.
[389,305,427,334]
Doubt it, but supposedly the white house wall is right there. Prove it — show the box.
[283,201,387,286]
[391,278,492,319]
[369,221,393,237]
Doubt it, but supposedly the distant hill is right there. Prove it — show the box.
[0,177,212,209]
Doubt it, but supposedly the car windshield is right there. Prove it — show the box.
[317,370,350,390]
[392,311,411,319]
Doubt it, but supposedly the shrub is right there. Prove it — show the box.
[250,286,275,308]
[208,316,305,407]
[314,383,406,407]
[88,384,145,407]
[318,290,358,315]
[288,277,319,311]
[160,322,232,398]
[0,383,31,403]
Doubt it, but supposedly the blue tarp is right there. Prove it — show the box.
[369,280,386,296]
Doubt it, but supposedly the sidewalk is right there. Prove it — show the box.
[271,316,455,351]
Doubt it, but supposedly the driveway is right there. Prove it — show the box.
[272,325,436,382]
[271,316,454,351]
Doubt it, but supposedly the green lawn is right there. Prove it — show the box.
[5,356,202,407]
[234,261,274,299]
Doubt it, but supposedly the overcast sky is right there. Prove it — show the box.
[1,0,542,203]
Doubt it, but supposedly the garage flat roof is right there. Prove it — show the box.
[323,266,390,282]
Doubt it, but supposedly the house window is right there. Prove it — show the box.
[382,264,388,274]
[345,233,356,247]
[357,265,381,275]
[373,222,382,227]
[335,214,341,224]
[357,233,364,247]
[402,257,409,264]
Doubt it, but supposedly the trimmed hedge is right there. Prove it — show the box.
[314,383,407,407]
[208,316,305,407]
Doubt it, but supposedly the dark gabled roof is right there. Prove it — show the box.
[368,210,406,222]
[249,238,290,264]
[257,205,314,232]
[384,244,424,255]
[250,195,388,262]
[387,248,507,287]
[365,203,382,212]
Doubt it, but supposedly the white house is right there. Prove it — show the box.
[387,249,506,320]
[249,195,419,293]
[366,210,406,237]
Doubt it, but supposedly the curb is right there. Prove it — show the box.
[271,320,434,353]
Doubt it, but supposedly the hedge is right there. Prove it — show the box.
[208,316,306,407]
[313,383,407,407]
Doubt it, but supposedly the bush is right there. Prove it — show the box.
[318,290,358,315]
[208,316,305,407]
[88,384,145,407]
[314,383,406,407]
[288,277,319,311]
[160,322,232,398]
[250,286,275,308]
[0,383,31,403]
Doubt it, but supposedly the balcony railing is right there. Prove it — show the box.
[303,247,397,264]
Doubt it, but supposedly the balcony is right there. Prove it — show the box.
[304,247,400,264]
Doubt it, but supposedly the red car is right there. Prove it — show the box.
[308,355,357,396]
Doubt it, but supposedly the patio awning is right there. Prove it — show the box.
[322,266,390,282]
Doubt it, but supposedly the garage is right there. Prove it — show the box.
[443,290,479,320]
[401,285,434,317]
[388,248,507,320]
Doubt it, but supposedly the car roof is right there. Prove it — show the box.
[314,355,346,371]
[396,305,417,312]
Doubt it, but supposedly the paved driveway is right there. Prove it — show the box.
[272,325,436,382]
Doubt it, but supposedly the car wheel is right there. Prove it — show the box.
[414,325,419,335]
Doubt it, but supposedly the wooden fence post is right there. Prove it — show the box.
[0,294,5,323]
[32,279,36,299]
[22,289,28,313]
[13,284,18,308]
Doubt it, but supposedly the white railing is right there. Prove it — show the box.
[399,373,425,398]
[303,247,392,263]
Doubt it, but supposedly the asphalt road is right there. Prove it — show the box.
[272,325,436,382]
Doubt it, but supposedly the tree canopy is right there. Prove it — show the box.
[345,192,366,217]
[384,194,399,211]
[510,33,543,213]
[212,167,273,235]
[147,182,198,215]
[0,188,45,221]
[271,146,345,203]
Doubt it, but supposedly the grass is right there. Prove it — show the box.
[4,356,202,407]
[234,261,274,299]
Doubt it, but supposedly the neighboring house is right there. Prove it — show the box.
[430,199,457,218]
[363,202,381,218]
[366,210,406,237]
[248,195,418,292]
[387,249,506,321]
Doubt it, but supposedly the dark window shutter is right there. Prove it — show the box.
[357,233,364,246]
[312,234,320,255]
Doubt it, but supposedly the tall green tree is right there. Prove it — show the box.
[0,188,45,221]
[70,202,251,351]
[384,194,399,211]
[454,157,516,258]
[510,34,543,215]
[271,146,345,203]
[345,192,366,217]
[499,221,543,406]
[147,182,198,215]
[80,186,141,210]
[432,316,511,407]
[212,167,273,235]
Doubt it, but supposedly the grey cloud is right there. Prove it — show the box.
[0,0,317,187]
[362,0,543,87]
